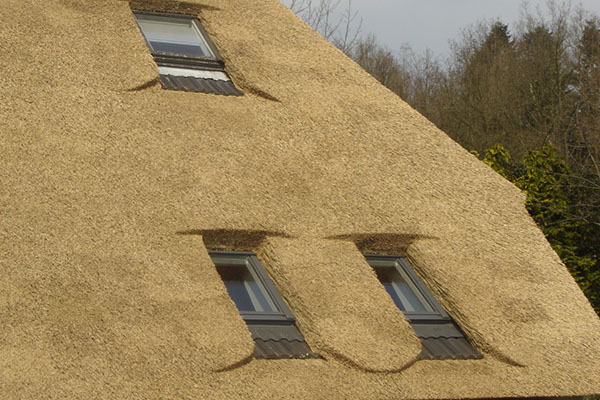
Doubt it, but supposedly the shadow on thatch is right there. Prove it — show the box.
[213,353,254,373]
[128,0,222,14]
[320,345,420,373]
[177,228,291,252]
[326,233,438,254]
[242,85,281,102]
[126,77,160,92]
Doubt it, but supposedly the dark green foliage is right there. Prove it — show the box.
[483,144,512,179]
[484,144,600,314]
[516,147,597,307]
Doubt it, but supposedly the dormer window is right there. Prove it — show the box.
[368,255,449,321]
[132,11,243,95]
[209,251,319,359]
[211,252,294,323]
[366,255,482,360]
[134,13,217,59]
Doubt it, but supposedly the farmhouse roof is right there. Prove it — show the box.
[1,0,599,398]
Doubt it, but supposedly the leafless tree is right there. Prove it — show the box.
[284,0,362,53]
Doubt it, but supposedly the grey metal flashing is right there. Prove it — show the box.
[159,74,244,96]
[419,337,483,360]
[253,338,321,359]
[248,324,320,360]
[413,322,482,360]
[411,322,464,338]
[248,324,305,342]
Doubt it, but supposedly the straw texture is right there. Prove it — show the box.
[1,0,599,398]
[258,236,422,371]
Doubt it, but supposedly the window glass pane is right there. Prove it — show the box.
[374,266,434,313]
[135,14,213,58]
[213,257,278,313]
[216,265,255,311]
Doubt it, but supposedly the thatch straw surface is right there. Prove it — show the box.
[1,0,599,398]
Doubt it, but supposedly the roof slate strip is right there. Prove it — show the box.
[412,322,482,360]
[254,338,321,359]
[248,324,305,342]
[419,337,483,360]
[248,324,321,360]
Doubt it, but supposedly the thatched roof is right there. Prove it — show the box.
[1,0,599,398]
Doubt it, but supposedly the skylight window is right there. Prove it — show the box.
[132,11,243,95]
[134,14,216,59]
[211,252,290,320]
[209,251,319,359]
[366,254,482,360]
[367,256,447,321]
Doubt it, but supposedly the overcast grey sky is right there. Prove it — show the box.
[286,1,600,59]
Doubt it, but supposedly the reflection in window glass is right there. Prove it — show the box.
[215,261,277,313]
[373,266,434,313]
[134,14,214,58]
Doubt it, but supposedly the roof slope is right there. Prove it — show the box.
[1,0,599,398]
